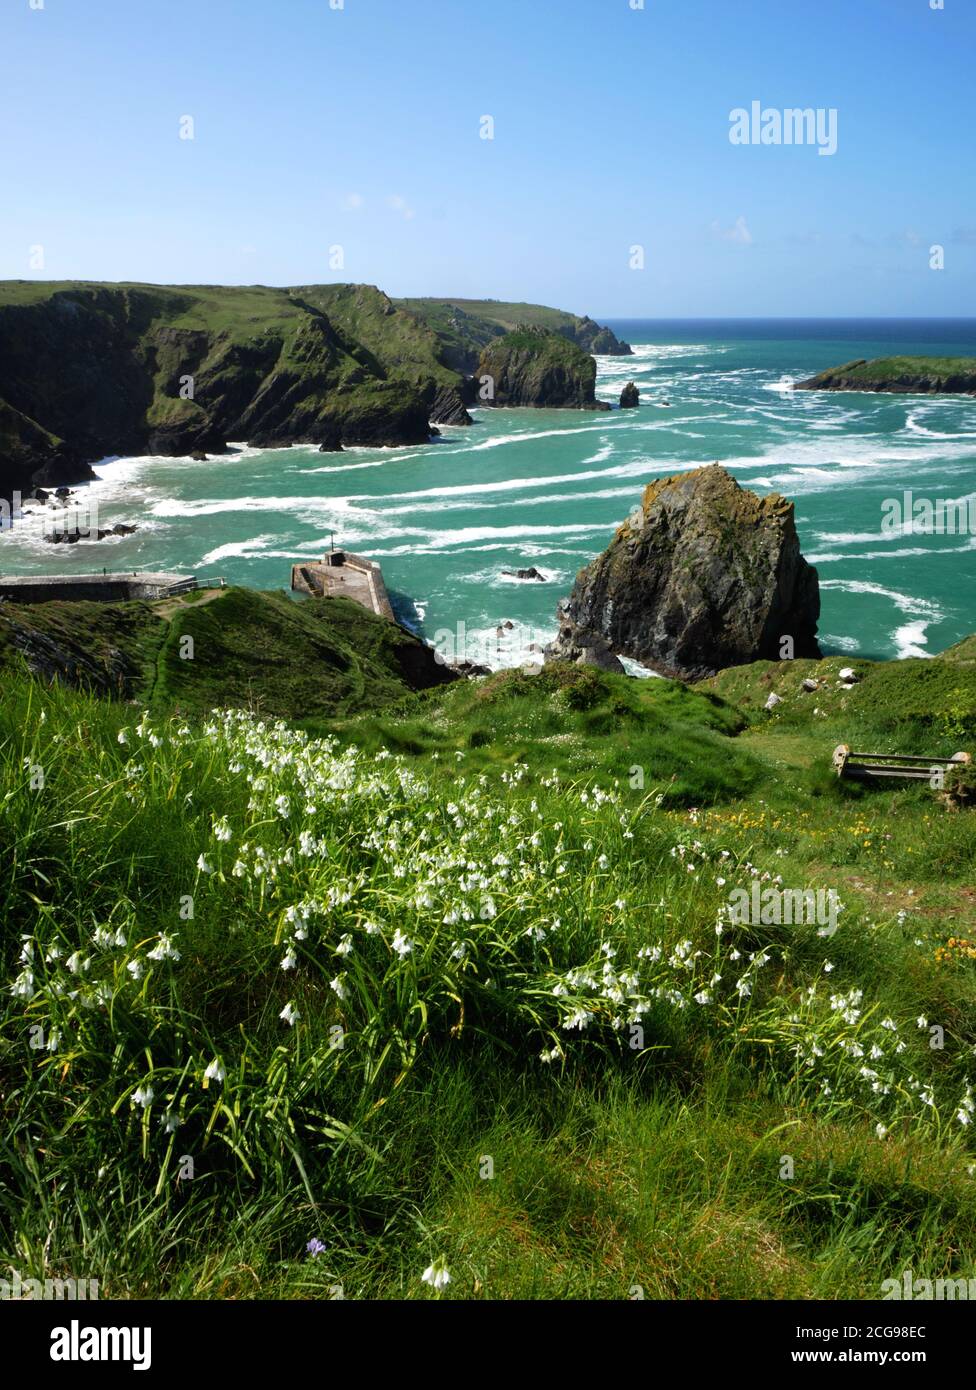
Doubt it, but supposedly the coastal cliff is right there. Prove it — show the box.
[0,282,627,498]
[546,465,821,679]
[0,282,446,497]
[397,296,632,373]
[476,327,610,409]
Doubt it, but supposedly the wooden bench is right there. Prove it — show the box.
[833,745,972,784]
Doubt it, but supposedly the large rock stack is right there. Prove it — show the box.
[545,465,821,679]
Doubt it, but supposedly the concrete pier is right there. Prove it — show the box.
[0,573,197,604]
[291,550,394,621]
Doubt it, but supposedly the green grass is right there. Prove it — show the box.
[331,662,761,805]
[0,588,451,718]
[2,640,976,1299]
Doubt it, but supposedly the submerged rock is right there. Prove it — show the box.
[503,566,545,581]
[544,465,821,680]
[45,522,138,544]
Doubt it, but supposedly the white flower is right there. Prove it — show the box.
[875,1123,888,1139]
[126,959,144,981]
[916,1016,928,1030]
[10,969,34,998]
[132,1085,154,1108]
[330,974,348,1001]
[421,1260,451,1292]
[958,1109,972,1127]
[117,730,128,746]
[213,818,233,843]
[204,1058,225,1084]
[563,1008,594,1032]
[391,929,415,959]
[280,1001,299,1026]
[196,855,213,875]
[147,934,181,962]
[281,949,297,971]
[335,934,353,957]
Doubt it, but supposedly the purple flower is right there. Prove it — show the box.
[306,1237,326,1258]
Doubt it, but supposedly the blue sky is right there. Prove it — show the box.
[1,0,972,316]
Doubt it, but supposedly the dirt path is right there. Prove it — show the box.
[152,588,227,621]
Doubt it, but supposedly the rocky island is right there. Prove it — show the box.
[546,465,821,679]
[795,356,976,395]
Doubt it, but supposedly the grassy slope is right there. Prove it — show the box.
[703,651,976,747]
[0,588,452,719]
[2,641,976,1299]
[296,284,458,391]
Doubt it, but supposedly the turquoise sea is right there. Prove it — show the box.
[3,318,976,669]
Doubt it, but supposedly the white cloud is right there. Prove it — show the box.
[340,192,364,212]
[387,194,415,221]
[712,215,753,245]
